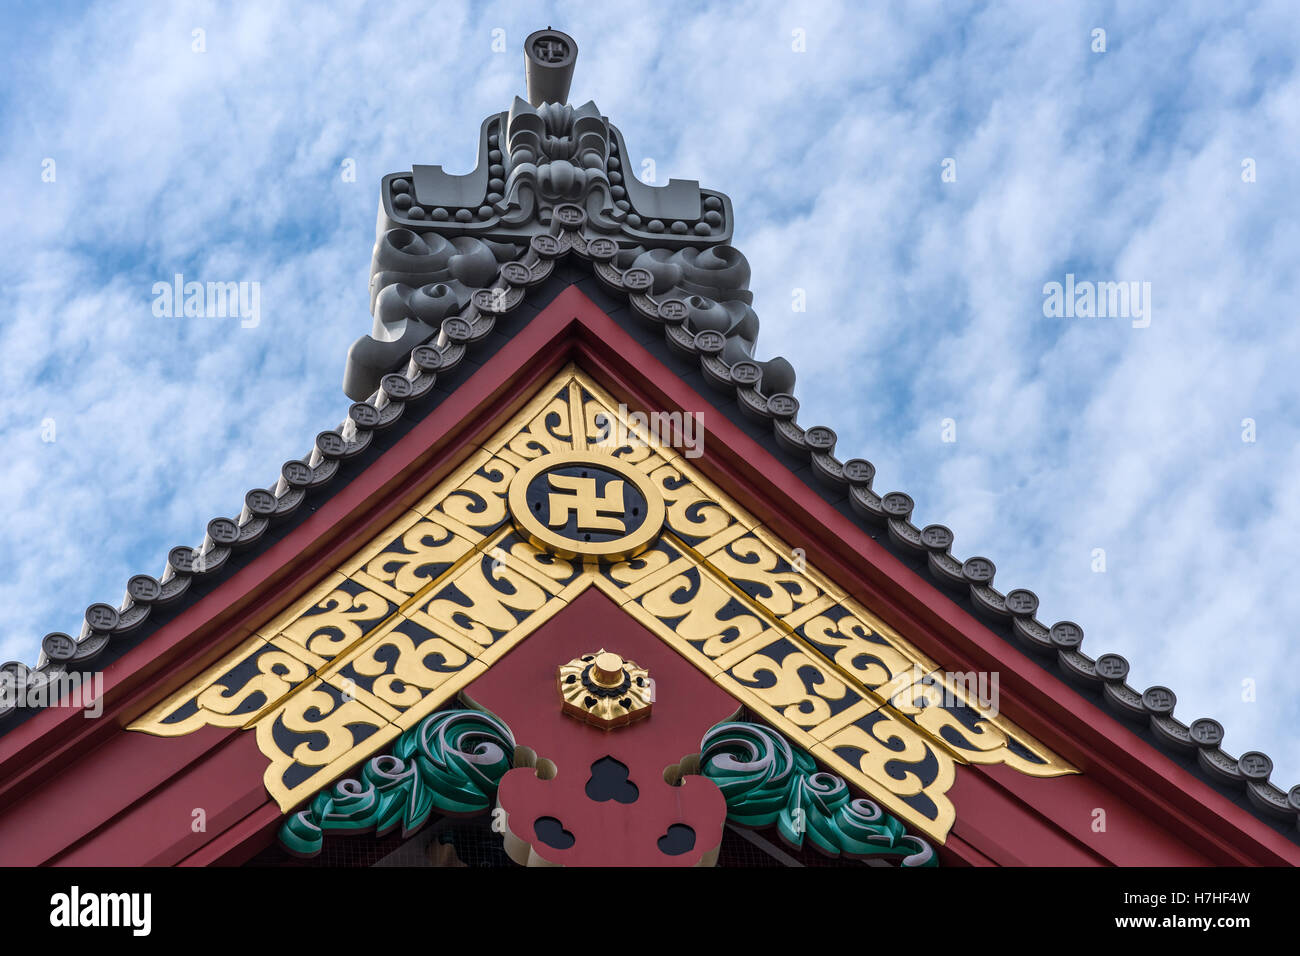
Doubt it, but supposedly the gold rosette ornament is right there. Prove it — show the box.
[558,649,653,729]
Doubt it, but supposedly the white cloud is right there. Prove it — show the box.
[1,0,1297,791]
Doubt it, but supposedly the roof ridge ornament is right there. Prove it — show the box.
[341,28,788,402]
[524,27,577,107]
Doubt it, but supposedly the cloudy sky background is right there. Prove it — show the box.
[1,1,1297,784]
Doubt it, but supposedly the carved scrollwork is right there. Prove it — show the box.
[278,708,515,857]
[700,720,938,866]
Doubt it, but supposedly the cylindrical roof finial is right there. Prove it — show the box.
[524,28,577,106]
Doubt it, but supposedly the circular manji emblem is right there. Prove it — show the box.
[471,290,508,315]
[246,488,278,516]
[587,237,618,261]
[85,602,121,631]
[766,393,798,418]
[880,492,913,517]
[282,460,313,487]
[1141,686,1176,715]
[411,345,442,372]
[207,518,240,545]
[1094,653,1129,681]
[506,452,665,561]
[694,329,725,354]
[1237,751,1272,781]
[621,268,653,292]
[730,361,761,386]
[553,203,586,228]
[42,632,77,662]
[1049,620,1083,648]
[381,372,414,398]
[1189,718,1223,747]
[530,234,562,258]
[316,431,346,458]
[127,574,162,603]
[657,298,688,323]
[844,458,876,486]
[501,262,532,286]
[962,556,995,583]
[169,546,196,573]
[349,402,381,429]
[1004,589,1038,617]
[804,426,836,451]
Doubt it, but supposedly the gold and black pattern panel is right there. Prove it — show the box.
[645,459,747,552]
[904,667,1068,776]
[127,365,1073,839]
[788,601,1071,780]
[595,532,687,596]
[794,601,932,699]
[272,577,397,662]
[342,511,478,604]
[481,526,587,593]
[718,634,866,736]
[418,449,519,540]
[413,547,565,664]
[320,616,485,728]
[813,704,959,840]
[485,384,575,463]
[626,558,771,674]
[130,636,321,736]
[255,678,400,810]
[579,385,673,472]
[703,529,832,622]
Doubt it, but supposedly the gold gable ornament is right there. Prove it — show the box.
[507,451,665,560]
[129,365,1074,842]
[557,650,653,730]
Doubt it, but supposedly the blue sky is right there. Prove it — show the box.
[1,0,1298,787]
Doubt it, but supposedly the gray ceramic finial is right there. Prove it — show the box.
[342,28,780,403]
[524,28,577,106]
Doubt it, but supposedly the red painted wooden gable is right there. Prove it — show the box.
[1,285,1292,867]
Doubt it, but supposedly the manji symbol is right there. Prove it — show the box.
[547,473,626,533]
[533,36,569,62]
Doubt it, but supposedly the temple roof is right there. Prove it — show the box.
[5,28,1296,842]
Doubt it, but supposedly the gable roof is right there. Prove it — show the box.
[3,28,1296,850]
[125,360,1080,848]
[3,281,1296,865]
